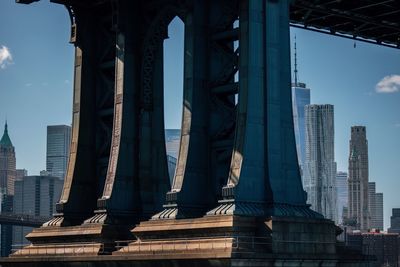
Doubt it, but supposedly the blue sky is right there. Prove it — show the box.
[0,1,399,230]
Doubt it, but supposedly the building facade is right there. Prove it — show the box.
[167,155,177,184]
[292,82,310,174]
[12,176,63,248]
[15,169,27,182]
[165,129,180,159]
[346,231,400,267]
[46,125,71,179]
[348,126,370,231]
[389,208,400,234]
[303,104,337,222]
[374,193,383,230]
[336,171,348,224]
[368,182,384,230]
[0,193,13,257]
[0,122,16,195]
[165,129,180,182]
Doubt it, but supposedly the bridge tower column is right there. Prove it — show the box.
[47,5,118,227]
[206,0,317,217]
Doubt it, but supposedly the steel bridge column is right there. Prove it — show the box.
[48,8,115,226]
[208,0,316,217]
[155,0,210,219]
[264,0,307,208]
[225,0,268,214]
[154,0,240,220]
[137,4,174,218]
[86,1,143,224]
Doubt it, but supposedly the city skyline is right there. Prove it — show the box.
[0,1,399,230]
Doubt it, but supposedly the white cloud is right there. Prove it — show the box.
[376,75,400,93]
[0,45,13,69]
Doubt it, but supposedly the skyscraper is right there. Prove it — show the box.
[12,175,63,248]
[336,171,348,224]
[291,37,310,173]
[348,126,370,231]
[368,182,384,230]
[368,182,376,228]
[46,125,71,179]
[374,193,383,230]
[303,104,337,222]
[292,83,310,172]
[0,122,16,195]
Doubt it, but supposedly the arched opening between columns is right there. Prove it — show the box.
[163,17,185,185]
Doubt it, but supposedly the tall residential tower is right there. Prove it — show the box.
[303,104,337,221]
[348,126,370,231]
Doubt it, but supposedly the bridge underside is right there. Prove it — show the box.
[291,0,400,49]
[17,0,400,48]
[3,0,380,266]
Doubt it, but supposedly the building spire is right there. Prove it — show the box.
[0,120,13,147]
[294,35,298,86]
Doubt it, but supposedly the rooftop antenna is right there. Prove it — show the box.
[294,35,299,86]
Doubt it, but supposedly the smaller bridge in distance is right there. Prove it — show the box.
[0,213,48,228]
